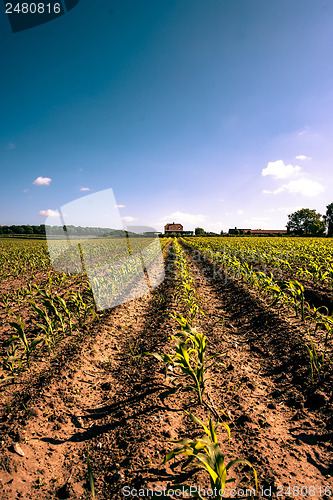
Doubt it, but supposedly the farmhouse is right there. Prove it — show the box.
[164,222,193,236]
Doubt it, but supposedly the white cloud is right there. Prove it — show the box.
[115,204,126,208]
[23,189,29,193]
[33,176,52,186]
[243,216,270,226]
[268,206,302,213]
[224,210,244,216]
[7,143,16,149]
[295,155,312,160]
[262,188,284,195]
[283,178,324,197]
[161,211,207,225]
[262,160,301,179]
[298,127,321,138]
[121,216,138,222]
[263,179,324,197]
[79,187,90,191]
[38,209,60,217]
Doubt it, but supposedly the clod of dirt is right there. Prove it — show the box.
[13,443,24,457]
[29,408,40,418]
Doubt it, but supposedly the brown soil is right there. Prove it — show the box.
[0,242,332,499]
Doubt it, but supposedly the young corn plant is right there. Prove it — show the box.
[300,331,327,382]
[0,293,11,312]
[7,313,44,368]
[285,280,308,320]
[163,411,258,500]
[67,291,99,330]
[301,310,333,382]
[29,300,59,354]
[1,341,23,379]
[145,324,224,405]
[86,447,96,499]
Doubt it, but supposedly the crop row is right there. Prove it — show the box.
[137,240,258,499]
[181,237,333,385]
[0,274,98,387]
[185,236,333,289]
[0,239,51,282]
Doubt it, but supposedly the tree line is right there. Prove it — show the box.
[0,225,126,236]
[194,203,333,237]
[286,203,333,236]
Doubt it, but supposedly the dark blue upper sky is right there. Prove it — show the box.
[1,0,333,231]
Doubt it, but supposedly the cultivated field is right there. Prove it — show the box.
[0,236,332,499]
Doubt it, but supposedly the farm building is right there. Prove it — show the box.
[164,223,193,236]
[228,227,288,236]
[251,229,288,236]
[228,227,251,234]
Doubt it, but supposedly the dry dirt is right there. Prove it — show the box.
[0,241,332,500]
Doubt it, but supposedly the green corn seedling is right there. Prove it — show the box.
[163,411,258,500]
[145,324,224,404]
[7,313,44,368]
[86,448,96,499]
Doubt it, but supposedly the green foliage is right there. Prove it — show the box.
[163,412,258,500]
[145,323,224,404]
[324,202,333,237]
[195,227,205,236]
[287,208,325,236]
[86,447,96,499]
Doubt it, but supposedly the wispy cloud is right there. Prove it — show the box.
[115,204,126,208]
[7,142,16,149]
[224,209,244,216]
[161,211,207,225]
[33,176,52,186]
[121,216,138,222]
[38,209,60,217]
[243,216,270,226]
[268,206,303,213]
[262,160,301,179]
[79,187,90,191]
[263,179,324,197]
[262,158,324,197]
[295,155,312,160]
[23,189,29,193]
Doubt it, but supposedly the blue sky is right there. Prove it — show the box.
[1,0,333,232]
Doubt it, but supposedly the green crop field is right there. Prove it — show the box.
[0,236,332,499]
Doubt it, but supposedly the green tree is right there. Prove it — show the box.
[287,208,325,236]
[324,203,333,237]
[195,227,205,236]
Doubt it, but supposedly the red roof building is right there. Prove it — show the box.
[250,229,288,235]
[164,222,183,233]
